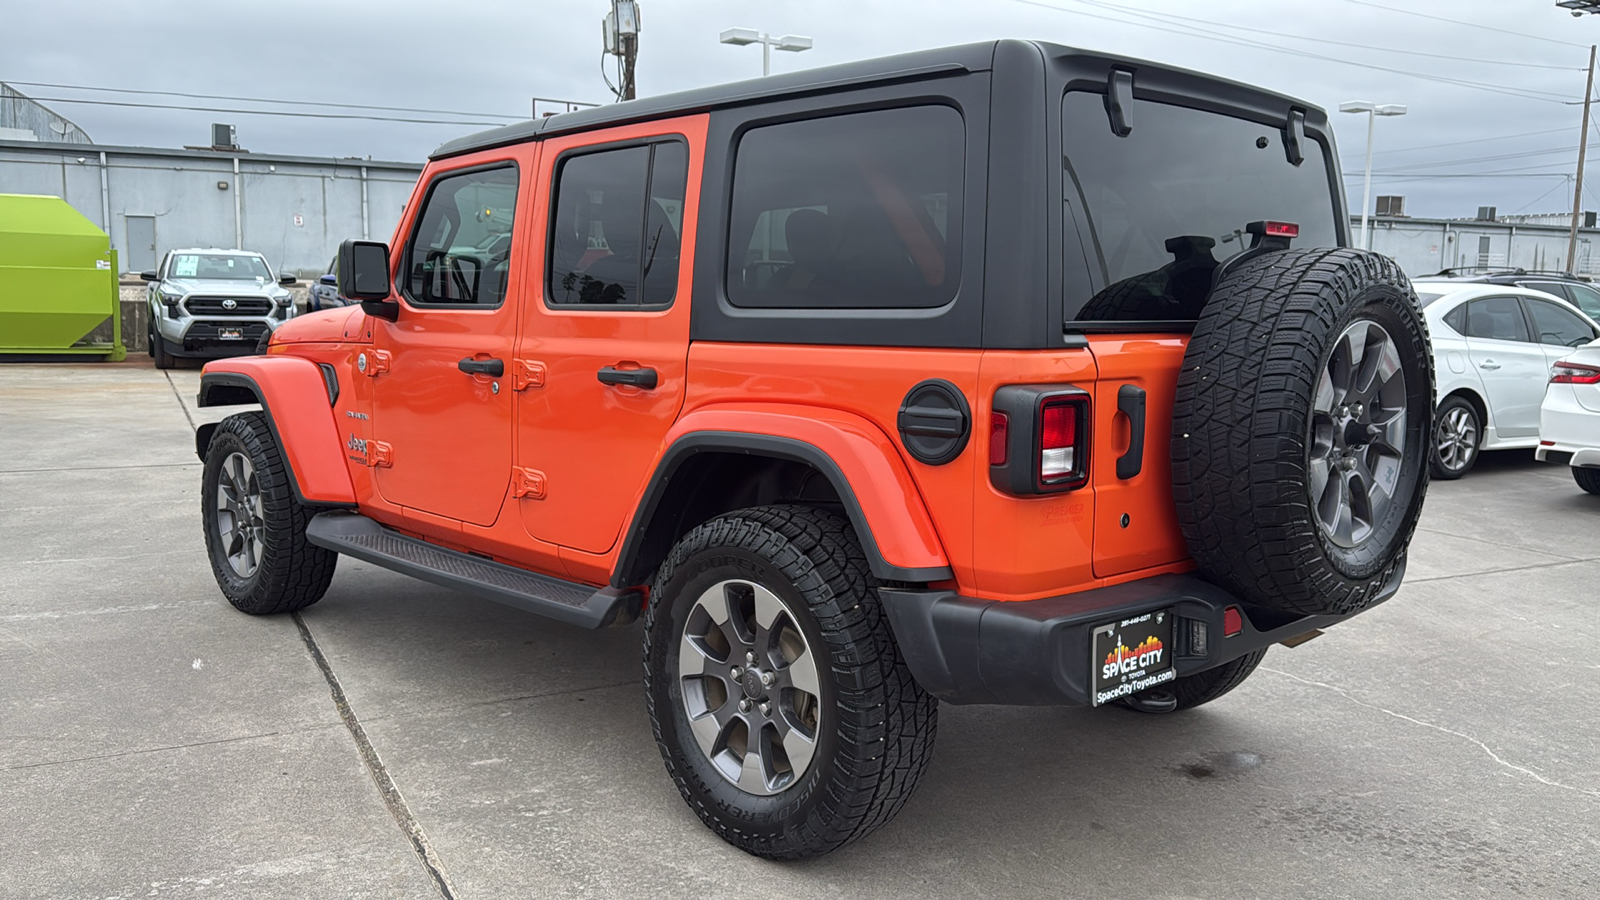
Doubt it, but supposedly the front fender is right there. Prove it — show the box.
[198,355,356,506]
[617,403,952,585]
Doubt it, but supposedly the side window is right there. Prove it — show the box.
[725,105,965,309]
[1442,304,1468,334]
[547,140,689,307]
[1521,281,1573,303]
[1526,298,1597,348]
[1564,281,1600,319]
[1461,297,1531,342]
[403,164,519,307]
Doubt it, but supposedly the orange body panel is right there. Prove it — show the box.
[269,305,372,345]
[1084,335,1191,578]
[201,354,356,505]
[514,115,707,555]
[365,143,540,528]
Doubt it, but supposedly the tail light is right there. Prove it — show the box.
[1551,361,1600,384]
[1039,398,1083,484]
[990,386,1090,494]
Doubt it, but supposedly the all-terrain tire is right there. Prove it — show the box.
[1172,249,1434,617]
[643,504,937,860]
[201,412,337,614]
[1575,466,1600,495]
[1121,649,1268,714]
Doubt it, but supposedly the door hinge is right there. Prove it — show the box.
[511,467,546,500]
[366,440,393,467]
[513,359,547,391]
[357,349,392,377]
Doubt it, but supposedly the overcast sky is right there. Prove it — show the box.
[8,0,1599,219]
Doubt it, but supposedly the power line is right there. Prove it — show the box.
[1340,0,1589,50]
[1375,145,1579,172]
[2,79,525,121]
[1015,0,1576,103]
[1348,127,1574,159]
[20,96,515,128]
[1057,0,1583,69]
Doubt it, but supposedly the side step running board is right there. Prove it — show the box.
[305,511,640,629]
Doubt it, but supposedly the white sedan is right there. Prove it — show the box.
[1536,338,1600,495]
[1412,280,1600,479]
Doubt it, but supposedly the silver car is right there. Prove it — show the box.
[142,249,297,368]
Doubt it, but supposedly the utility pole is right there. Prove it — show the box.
[1568,43,1596,274]
[603,1,640,102]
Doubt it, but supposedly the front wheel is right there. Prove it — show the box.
[151,329,175,370]
[643,505,937,860]
[201,412,337,614]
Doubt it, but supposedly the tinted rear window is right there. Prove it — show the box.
[1062,92,1339,327]
[725,105,964,309]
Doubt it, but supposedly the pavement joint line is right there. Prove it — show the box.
[1413,524,1588,561]
[0,463,200,474]
[1262,666,1600,799]
[164,370,198,431]
[356,679,638,727]
[292,611,459,900]
[3,728,304,771]
[8,549,193,566]
[1406,555,1600,584]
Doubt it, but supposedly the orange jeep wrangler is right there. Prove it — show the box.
[196,41,1432,859]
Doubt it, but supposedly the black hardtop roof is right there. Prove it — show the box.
[431,39,1322,161]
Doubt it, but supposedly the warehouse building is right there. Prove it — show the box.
[0,123,422,276]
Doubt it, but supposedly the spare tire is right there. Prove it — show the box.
[1172,249,1433,617]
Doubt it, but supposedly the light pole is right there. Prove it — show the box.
[1339,101,1407,251]
[718,28,812,76]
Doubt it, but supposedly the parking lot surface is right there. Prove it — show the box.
[2,360,1597,899]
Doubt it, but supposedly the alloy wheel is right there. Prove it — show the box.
[677,578,822,796]
[1434,406,1478,474]
[215,451,265,578]
[1309,319,1409,548]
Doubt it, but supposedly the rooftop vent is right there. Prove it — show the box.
[210,123,237,151]
[1376,195,1405,217]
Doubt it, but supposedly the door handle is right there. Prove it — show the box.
[1479,360,1501,370]
[1116,384,1147,480]
[597,365,658,389]
[458,357,504,377]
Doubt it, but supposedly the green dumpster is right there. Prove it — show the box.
[0,194,125,360]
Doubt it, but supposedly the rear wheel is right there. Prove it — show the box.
[1431,395,1481,480]
[1172,249,1434,617]
[644,505,936,859]
[201,412,337,614]
[1575,466,1600,495]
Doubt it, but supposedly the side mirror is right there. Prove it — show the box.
[278,273,298,286]
[337,238,398,321]
[318,274,337,285]
[140,270,160,282]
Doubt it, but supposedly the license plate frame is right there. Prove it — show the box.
[1091,608,1177,706]
[217,327,244,341]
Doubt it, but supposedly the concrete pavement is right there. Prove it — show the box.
[2,360,1596,899]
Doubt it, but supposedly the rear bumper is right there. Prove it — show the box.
[880,561,1405,706]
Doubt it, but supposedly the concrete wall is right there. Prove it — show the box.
[0,140,422,276]
[1359,215,1600,279]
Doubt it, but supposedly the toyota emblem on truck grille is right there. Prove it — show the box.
[221,298,237,310]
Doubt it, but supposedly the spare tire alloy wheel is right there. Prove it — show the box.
[678,579,822,795]
[1309,320,1408,548]
[1172,249,1434,617]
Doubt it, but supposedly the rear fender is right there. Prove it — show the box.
[614,403,952,586]
[197,355,356,506]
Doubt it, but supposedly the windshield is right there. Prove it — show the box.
[167,253,272,281]
[1062,91,1339,327]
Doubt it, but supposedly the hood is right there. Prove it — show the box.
[164,277,289,298]
[270,305,371,344]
